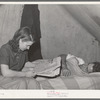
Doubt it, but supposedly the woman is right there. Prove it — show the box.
[0,26,40,89]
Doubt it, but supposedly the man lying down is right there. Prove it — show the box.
[59,54,100,76]
[23,53,100,78]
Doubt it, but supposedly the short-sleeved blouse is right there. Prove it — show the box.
[0,42,28,74]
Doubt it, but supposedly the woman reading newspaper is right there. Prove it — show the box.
[0,27,40,89]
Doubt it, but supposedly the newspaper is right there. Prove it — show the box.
[32,57,61,77]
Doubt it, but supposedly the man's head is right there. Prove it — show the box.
[88,62,100,73]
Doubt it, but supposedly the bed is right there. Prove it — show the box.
[38,75,100,90]
[36,56,100,90]
[0,55,99,90]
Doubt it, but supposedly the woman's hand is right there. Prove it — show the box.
[25,71,36,77]
[25,62,35,68]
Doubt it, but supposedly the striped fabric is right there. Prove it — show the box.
[39,58,100,89]
[39,75,100,90]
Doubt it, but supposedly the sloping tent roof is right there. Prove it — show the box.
[61,5,100,43]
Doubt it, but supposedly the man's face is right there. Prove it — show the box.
[19,39,33,51]
[87,63,94,73]
[79,64,88,73]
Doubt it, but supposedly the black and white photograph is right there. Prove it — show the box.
[0,1,100,98]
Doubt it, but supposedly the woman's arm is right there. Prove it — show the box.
[1,64,36,78]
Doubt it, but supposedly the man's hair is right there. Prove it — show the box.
[12,26,34,44]
[92,62,100,72]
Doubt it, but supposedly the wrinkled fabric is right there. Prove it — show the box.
[0,76,40,89]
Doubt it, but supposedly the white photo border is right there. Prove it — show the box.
[0,1,100,99]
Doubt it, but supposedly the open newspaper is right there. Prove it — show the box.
[32,57,61,77]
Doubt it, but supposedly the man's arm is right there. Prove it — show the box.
[59,54,71,76]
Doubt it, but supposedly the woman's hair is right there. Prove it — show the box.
[8,26,34,52]
[13,26,34,44]
[91,62,100,72]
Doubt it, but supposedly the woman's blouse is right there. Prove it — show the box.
[0,42,28,74]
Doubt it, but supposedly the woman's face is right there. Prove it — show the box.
[19,39,33,51]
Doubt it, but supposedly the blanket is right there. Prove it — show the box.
[38,57,100,89]
[22,57,61,77]
[39,76,100,89]
[0,76,40,89]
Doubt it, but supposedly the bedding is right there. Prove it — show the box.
[22,57,61,77]
[0,77,40,89]
[39,76,100,89]
[1,55,99,90]
[37,57,100,89]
